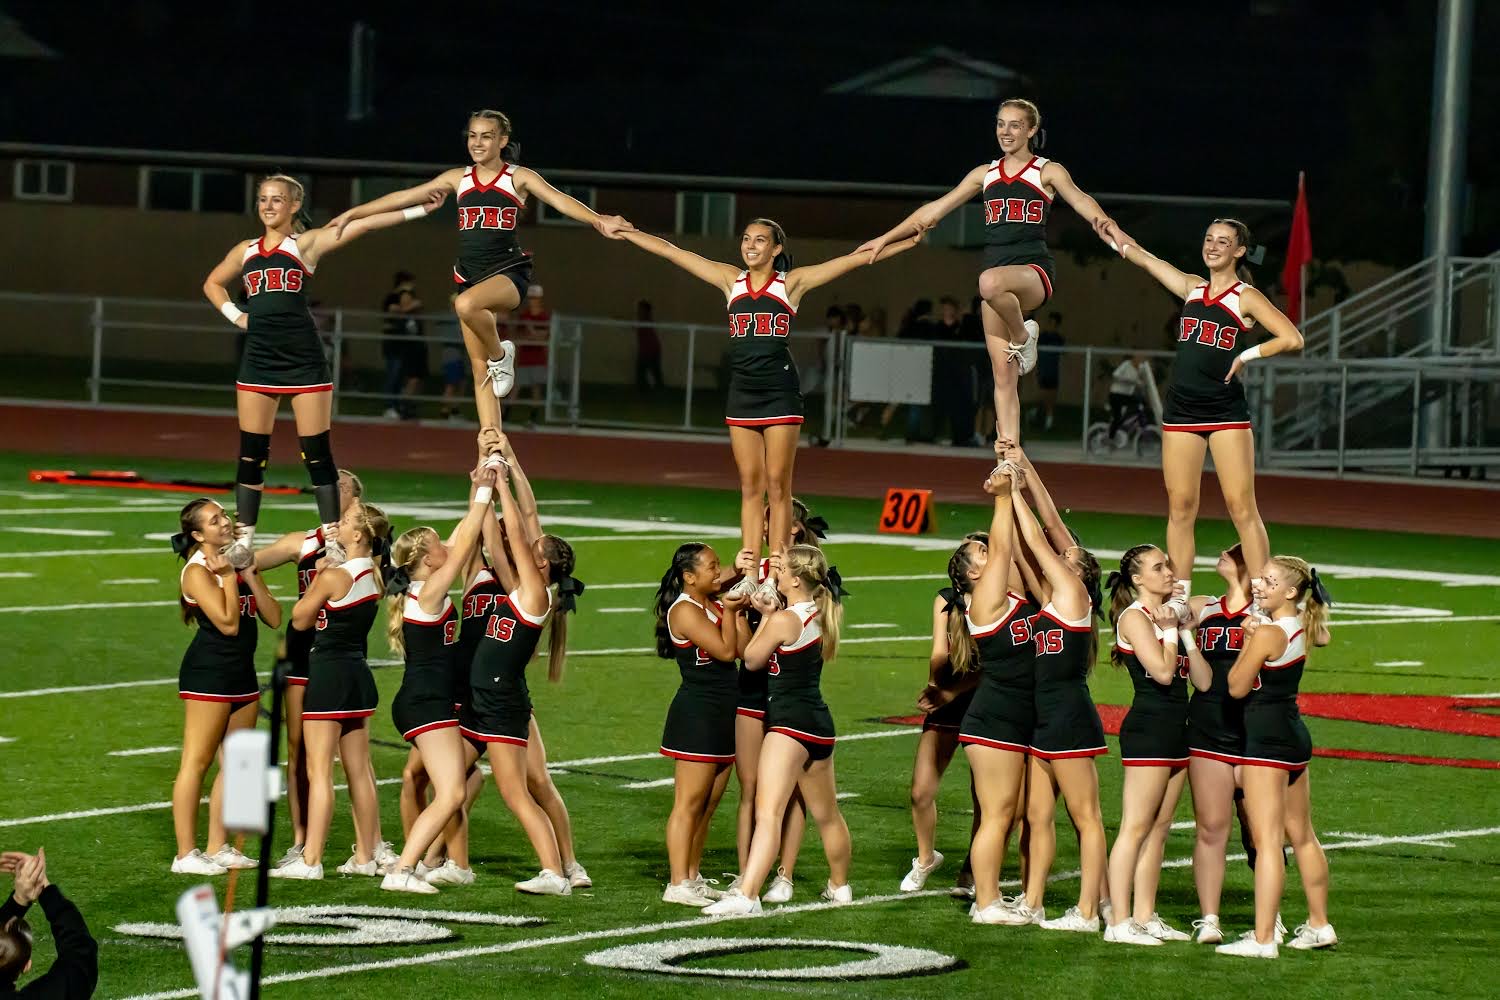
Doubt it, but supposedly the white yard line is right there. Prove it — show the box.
[620,777,675,790]
[0,547,159,559]
[103,578,160,586]
[118,824,1500,999]
[0,571,34,578]
[107,746,179,757]
[1376,660,1425,667]
[0,526,112,537]
[0,505,181,516]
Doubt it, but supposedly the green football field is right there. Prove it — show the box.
[1,450,1497,999]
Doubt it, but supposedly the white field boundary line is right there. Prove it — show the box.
[0,496,1498,587]
[4,612,1496,701]
[119,824,1500,1000]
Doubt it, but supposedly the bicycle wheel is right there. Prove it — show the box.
[1135,426,1162,461]
[1086,424,1111,455]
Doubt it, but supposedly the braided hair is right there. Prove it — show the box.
[944,531,988,673]
[539,533,579,682]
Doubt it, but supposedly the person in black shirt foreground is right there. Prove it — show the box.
[0,848,98,998]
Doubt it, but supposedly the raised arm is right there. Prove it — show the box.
[969,466,1020,620]
[1003,443,1070,554]
[1118,605,1180,684]
[301,188,447,267]
[1108,225,1202,301]
[494,465,549,617]
[621,230,740,292]
[1226,285,1306,382]
[784,232,924,305]
[497,433,543,545]
[856,164,987,261]
[253,529,308,573]
[241,563,282,630]
[1042,161,1114,241]
[1011,477,1089,620]
[421,466,499,615]
[202,242,251,330]
[326,168,463,237]
[513,167,633,238]
[183,557,241,634]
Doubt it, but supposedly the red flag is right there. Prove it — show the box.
[1282,172,1312,323]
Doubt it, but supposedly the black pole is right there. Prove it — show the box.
[247,655,287,998]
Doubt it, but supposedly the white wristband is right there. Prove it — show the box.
[1238,344,1263,364]
[1164,629,1179,645]
[473,486,494,505]
[402,205,429,221]
[1178,627,1197,652]
[220,302,244,324]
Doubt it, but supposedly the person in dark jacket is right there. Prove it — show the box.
[0,848,98,998]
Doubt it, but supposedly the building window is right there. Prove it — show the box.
[538,184,596,224]
[14,160,74,202]
[140,167,248,213]
[676,191,736,237]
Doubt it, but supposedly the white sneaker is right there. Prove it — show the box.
[1286,922,1338,950]
[515,869,571,896]
[382,868,439,895]
[820,882,853,905]
[171,849,228,876]
[724,576,757,601]
[267,857,323,880]
[336,849,379,877]
[1216,931,1278,959]
[763,868,794,904]
[689,875,724,901]
[222,538,255,571]
[276,845,306,869]
[950,871,976,900]
[1006,320,1040,375]
[1100,900,1115,926]
[753,579,782,608]
[1040,906,1101,933]
[722,873,743,895]
[1011,898,1045,925]
[1104,920,1164,946]
[207,846,258,870]
[1193,915,1225,944]
[485,341,517,399]
[1275,913,1288,944]
[703,889,761,916]
[414,860,432,880]
[971,899,1031,925]
[424,860,475,886]
[1143,913,1191,942]
[564,860,592,889]
[662,881,715,907]
[373,840,399,874]
[900,850,944,892]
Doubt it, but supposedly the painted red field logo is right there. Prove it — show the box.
[884,693,1500,770]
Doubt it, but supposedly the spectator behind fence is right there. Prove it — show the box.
[804,305,847,399]
[437,291,468,421]
[1033,310,1064,431]
[635,299,663,393]
[1107,352,1149,443]
[510,284,550,426]
[381,271,427,420]
[0,848,98,998]
[931,296,978,447]
[964,295,995,445]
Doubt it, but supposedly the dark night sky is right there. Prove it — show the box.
[2,0,1495,260]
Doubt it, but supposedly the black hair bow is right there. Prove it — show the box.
[556,574,586,613]
[803,515,830,540]
[370,535,390,559]
[383,566,412,598]
[1308,567,1333,607]
[169,531,193,557]
[823,565,849,603]
[1087,579,1106,618]
[938,585,961,614]
[1104,570,1122,592]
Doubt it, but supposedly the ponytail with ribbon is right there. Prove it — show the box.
[822,565,848,603]
[383,566,413,598]
[803,514,830,540]
[555,573,586,614]
[170,532,194,558]
[1308,567,1332,607]
[938,585,961,615]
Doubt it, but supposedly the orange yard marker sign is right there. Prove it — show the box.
[878,488,934,535]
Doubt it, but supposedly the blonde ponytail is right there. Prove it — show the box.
[1269,555,1332,649]
[944,533,986,673]
[783,544,842,661]
[384,526,436,660]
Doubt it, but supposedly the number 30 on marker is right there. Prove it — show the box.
[878,488,933,536]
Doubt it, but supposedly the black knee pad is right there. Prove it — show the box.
[299,431,337,487]
[237,431,271,486]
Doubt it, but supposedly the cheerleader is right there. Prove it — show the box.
[252,468,364,867]
[169,499,282,874]
[1180,543,1253,944]
[857,99,1115,443]
[327,109,634,435]
[458,447,585,895]
[1102,545,1205,945]
[204,175,436,569]
[378,457,499,893]
[272,501,392,880]
[621,222,920,603]
[901,531,990,896]
[1001,465,1109,932]
[705,546,850,915]
[1217,557,1336,957]
[1104,219,1304,610]
[653,544,750,906]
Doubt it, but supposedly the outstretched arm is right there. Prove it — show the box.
[202,242,251,330]
[301,188,447,267]
[856,164,986,261]
[620,230,741,292]
[1226,286,1306,382]
[326,168,463,236]
[514,167,633,238]
[1108,225,1202,301]
[1044,161,1114,242]
[784,232,924,304]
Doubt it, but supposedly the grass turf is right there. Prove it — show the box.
[0,450,1496,998]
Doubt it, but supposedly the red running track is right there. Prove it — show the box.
[2,402,1496,538]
